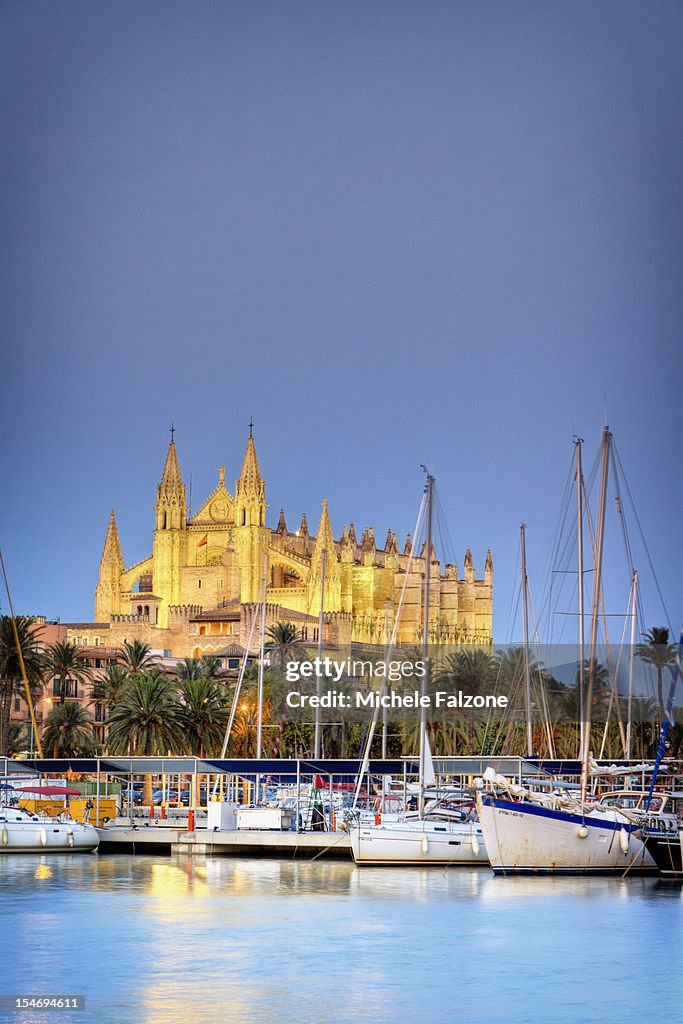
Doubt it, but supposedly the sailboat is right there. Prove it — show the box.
[476,428,659,874]
[0,804,99,853]
[638,628,683,878]
[349,472,488,866]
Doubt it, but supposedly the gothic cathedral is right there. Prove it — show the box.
[89,432,493,658]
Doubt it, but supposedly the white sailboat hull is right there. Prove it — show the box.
[0,809,99,853]
[350,818,487,865]
[476,794,655,874]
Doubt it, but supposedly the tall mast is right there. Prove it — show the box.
[575,437,585,758]
[418,471,434,818]
[580,427,611,798]
[626,570,638,759]
[256,553,269,760]
[313,549,327,759]
[520,523,533,757]
[0,548,43,758]
[382,598,391,759]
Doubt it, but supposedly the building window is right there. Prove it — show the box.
[228,658,239,670]
[198,579,202,589]
[53,679,60,696]
[14,698,20,712]
[94,637,100,646]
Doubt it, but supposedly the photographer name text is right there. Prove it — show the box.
[285,690,508,709]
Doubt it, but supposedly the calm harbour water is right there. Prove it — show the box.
[1,854,682,1024]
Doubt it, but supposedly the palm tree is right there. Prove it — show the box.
[43,701,96,757]
[230,698,259,757]
[7,721,28,757]
[90,663,129,751]
[107,671,184,756]
[0,615,45,757]
[636,627,676,721]
[178,679,230,756]
[434,647,495,754]
[264,621,305,674]
[43,641,93,757]
[45,640,93,705]
[172,656,227,684]
[90,662,129,708]
[119,639,157,674]
[107,671,185,805]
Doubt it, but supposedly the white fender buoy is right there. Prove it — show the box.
[421,834,429,855]
[67,828,74,848]
[471,834,480,857]
[39,828,47,847]
[619,828,629,854]
[577,826,589,839]
[1,827,8,847]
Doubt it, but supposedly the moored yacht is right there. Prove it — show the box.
[0,806,100,853]
[638,793,683,879]
[350,812,486,865]
[476,777,655,874]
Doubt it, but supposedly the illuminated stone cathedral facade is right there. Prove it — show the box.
[83,432,493,659]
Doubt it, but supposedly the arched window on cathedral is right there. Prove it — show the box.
[137,605,143,616]
[144,605,149,617]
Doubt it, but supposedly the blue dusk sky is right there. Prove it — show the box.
[1,1,681,643]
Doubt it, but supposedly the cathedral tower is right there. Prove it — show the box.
[234,429,269,603]
[152,432,188,626]
[95,510,124,621]
[308,500,341,613]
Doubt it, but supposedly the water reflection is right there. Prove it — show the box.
[0,854,681,1024]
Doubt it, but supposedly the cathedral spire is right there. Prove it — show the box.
[276,508,287,534]
[236,434,265,503]
[312,500,338,572]
[95,510,124,620]
[310,500,341,610]
[100,509,124,572]
[160,437,183,495]
[155,435,187,530]
[235,432,266,527]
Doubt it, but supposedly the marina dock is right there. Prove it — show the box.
[97,823,352,858]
